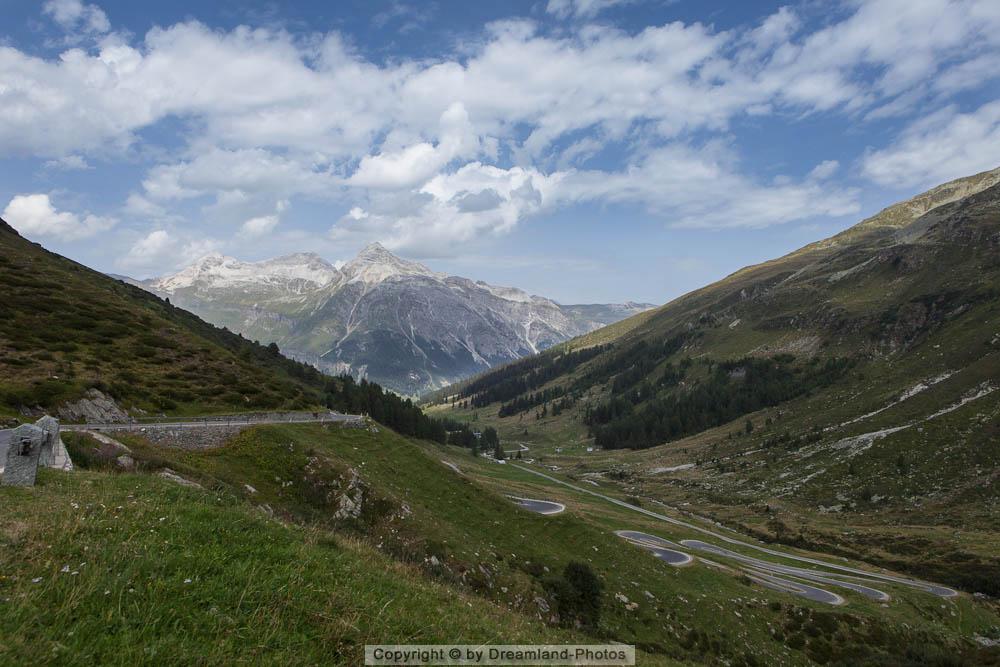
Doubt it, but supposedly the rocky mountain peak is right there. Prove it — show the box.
[341,242,439,285]
[355,241,394,260]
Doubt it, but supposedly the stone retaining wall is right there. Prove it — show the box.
[116,417,364,451]
[137,424,250,450]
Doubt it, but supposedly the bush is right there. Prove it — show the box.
[546,561,603,629]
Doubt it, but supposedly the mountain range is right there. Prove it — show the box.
[135,244,652,395]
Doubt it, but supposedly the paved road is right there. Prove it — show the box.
[512,463,956,604]
[616,530,693,566]
[682,539,890,603]
[509,496,565,515]
[746,570,845,605]
[62,412,364,432]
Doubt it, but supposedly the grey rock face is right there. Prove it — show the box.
[333,469,366,520]
[141,243,653,394]
[58,389,130,424]
[2,424,44,486]
[157,468,203,489]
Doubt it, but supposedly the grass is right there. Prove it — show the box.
[19,422,1000,664]
[0,468,595,665]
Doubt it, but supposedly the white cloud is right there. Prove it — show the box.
[808,160,840,181]
[43,155,91,170]
[120,228,219,274]
[349,143,446,190]
[334,144,859,255]
[546,0,635,19]
[348,102,477,189]
[8,1,998,162]
[142,148,336,201]
[238,200,287,238]
[862,101,1000,188]
[239,215,279,238]
[330,162,559,255]
[43,0,110,34]
[346,207,368,221]
[123,229,171,269]
[123,193,168,219]
[2,193,115,240]
[932,54,1000,95]
[555,144,859,229]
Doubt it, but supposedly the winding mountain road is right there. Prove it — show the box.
[512,463,957,605]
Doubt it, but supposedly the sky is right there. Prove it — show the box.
[1,0,999,305]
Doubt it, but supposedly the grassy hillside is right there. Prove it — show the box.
[427,168,1000,592]
[0,218,329,417]
[0,467,593,664]
[6,422,998,664]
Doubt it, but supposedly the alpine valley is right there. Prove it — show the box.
[134,243,652,395]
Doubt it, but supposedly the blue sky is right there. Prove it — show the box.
[1,0,999,304]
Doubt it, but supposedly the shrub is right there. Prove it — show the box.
[546,561,603,629]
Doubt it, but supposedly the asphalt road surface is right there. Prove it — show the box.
[616,531,693,566]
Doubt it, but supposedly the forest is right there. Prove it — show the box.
[586,355,851,450]
[459,344,609,407]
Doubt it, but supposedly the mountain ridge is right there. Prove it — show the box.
[138,243,654,395]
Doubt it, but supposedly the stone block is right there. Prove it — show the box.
[2,424,45,487]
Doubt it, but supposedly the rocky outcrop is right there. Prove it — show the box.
[157,468,203,489]
[58,389,130,424]
[332,468,366,521]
